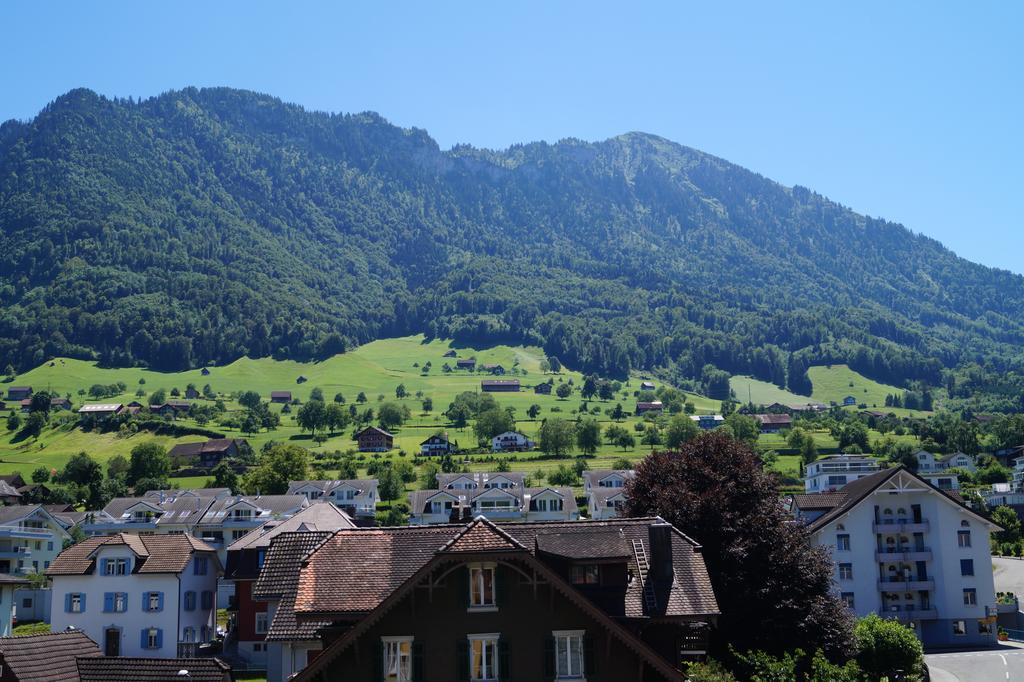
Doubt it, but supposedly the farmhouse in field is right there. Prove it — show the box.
[635,400,663,415]
[481,379,520,392]
[77,403,124,419]
[185,386,200,400]
[270,391,292,403]
[533,381,552,395]
[443,349,457,358]
[355,426,393,452]
[456,358,476,370]
[149,400,191,419]
[640,380,656,391]
[492,431,534,452]
[842,395,858,406]
[420,433,456,456]
[5,386,32,401]
[754,413,793,433]
[690,414,724,429]
[481,363,505,375]
[168,438,248,468]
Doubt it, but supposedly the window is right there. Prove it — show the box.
[253,642,266,653]
[104,592,127,613]
[964,588,977,606]
[255,612,269,635]
[67,593,84,613]
[979,621,993,635]
[201,590,214,610]
[144,627,161,649]
[146,591,162,612]
[554,630,585,679]
[536,497,563,512]
[183,627,195,642]
[47,541,53,551]
[382,636,413,682]
[103,558,129,575]
[952,620,966,636]
[836,534,850,551]
[468,634,499,681]
[571,564,600,585]
[194,557,209,575]
[827,475,847,486]
[841,592,855,609]
[21,598,31,608]
[958,530,972,548]
[469,565,496,609]
[257,550,266,568]
[838,563,853,581]
[184,591,196,611]
[961,559,975,576]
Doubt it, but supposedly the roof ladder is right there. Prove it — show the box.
[632,539,658,612]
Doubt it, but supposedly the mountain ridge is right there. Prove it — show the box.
[1,87,1022,410]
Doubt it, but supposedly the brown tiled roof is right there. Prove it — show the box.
[791,492,847,511]
[0,630,100,682]
[439,517,526,553]
[47,532,218,575]
[168,438,243,459]
[536,530,632,559]
[754,413,793,425]
[77,656,231,682]
[253,531,335,641]
[355,425,394,438]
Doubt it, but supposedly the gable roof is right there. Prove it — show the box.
[0,630,100,682]
[438,517,526,553]
[0,504,71,537]
[228,502,355,552]
[355,425,393,439]
[805,466,1000,533]
[47,532,218,575]
[77,656,231,682]
[168,438,243,459]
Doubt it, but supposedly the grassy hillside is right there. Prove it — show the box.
[1,336,722,481]
[729,376,809,406]
[806,364,931,417]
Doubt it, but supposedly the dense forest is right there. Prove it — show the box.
[2,87,1024,409]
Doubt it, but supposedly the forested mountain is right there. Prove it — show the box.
[2,87,1023,407]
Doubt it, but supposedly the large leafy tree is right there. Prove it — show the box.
[624,432,854,660]
[243,444,309,495]
[127,442,171,488]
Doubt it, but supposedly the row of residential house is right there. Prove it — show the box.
[804,452,974,494]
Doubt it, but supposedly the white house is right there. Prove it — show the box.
[583,470,635,520]
[408,472,578,524]
[491,431,534,453]
[689,415,724,430]
[803,454,881,493]
[0,574,29,636]
[286,480,378,521]
[916,450,977,475]
[47,532,220,658]
[796,467,1000,648]
[81,488,230,536]
[0,505,71,576]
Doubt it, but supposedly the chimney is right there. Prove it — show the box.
[649,522,674,581]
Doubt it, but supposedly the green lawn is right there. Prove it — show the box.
[12,621,50,635]
[806,364,931,414]
[729,376,809,406]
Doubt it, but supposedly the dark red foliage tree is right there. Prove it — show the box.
[624,431,854,660]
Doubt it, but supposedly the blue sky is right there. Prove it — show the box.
[2,2,1021,272]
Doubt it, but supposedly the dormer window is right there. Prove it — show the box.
[571,565,599,585]
[535,497,563,512]
[103,558,129,575]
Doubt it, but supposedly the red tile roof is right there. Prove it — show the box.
[77,656,231,682]
[47,532,218,575]
[0,630,100,682]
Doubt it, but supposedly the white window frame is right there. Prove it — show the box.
[146,627,159,649]
[952,620,966,636]
[467,633,499,682]
[838,563,853,581]
[70,593,83,613]
[114,592,126,612]
[255,611,269,635]
[468,563,497,611]
[958,530,971,548]
[381,636,414,682]
[147,592,160,612]
[553,629,585,680]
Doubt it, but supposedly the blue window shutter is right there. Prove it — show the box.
[157,592,164,612]
[99,558,108,575]
[140,629,148,649]
[122,592,128,611]
[64,593,71,612]
[104,593,113,613]
[142,592,149,612]
[155,629,163,649]
[80,593,86,612]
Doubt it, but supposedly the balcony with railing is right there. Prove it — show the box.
[878,576,935,591]
[0,525,52,540]
[0,546,31,559]
[872,519,929,533]
[875,546,932,562]
[884,605,939,622]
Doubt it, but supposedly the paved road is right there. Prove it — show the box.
[994,558,1024,597]
[926,648,1024,681]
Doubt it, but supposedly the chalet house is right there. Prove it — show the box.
[149,400,191,419]
[201,367,211,375]
[689,414,724,430]
[583,470,636,520]
[281,516,719,682]
[0,480,22,505]
[81,489,229,537]
[788,402,828,413]
[50,396,71,410]
[843,396,858,407]
[635,400,664,415]
[408,472,578,524]
[793,467,1001,649]
[492,431,534,453]
[420,433,456,456]
[482,363,506,375]
[270,391,292,404]
[533,382,552,395]
[48,532,221,658]
[77,403,124,419]
[0,630,101,682]
[185,387,200,400]
[640,381,656,391]
[225,503,355,668]
[355,426,393,452]
[77,657,232,682]
[754,413,793,433]
[0,475,25,490]
[443,349,457,358]
[456,358,476,370]
[18,399,31,413]
[168,438,248,468]
[123,401,144,415]
[481,379,520,392]
[286,480,379,521]
[0,505,72,576]
[5,387,32,401]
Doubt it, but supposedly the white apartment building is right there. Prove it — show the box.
[804,454,881,493]
[582,469,635,520]
[796,467,1000,648]
[286,480,378,521]
[48,532,220,658]
[0,505,71,576]
[915,450,977,475]
[408,472,578,524]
